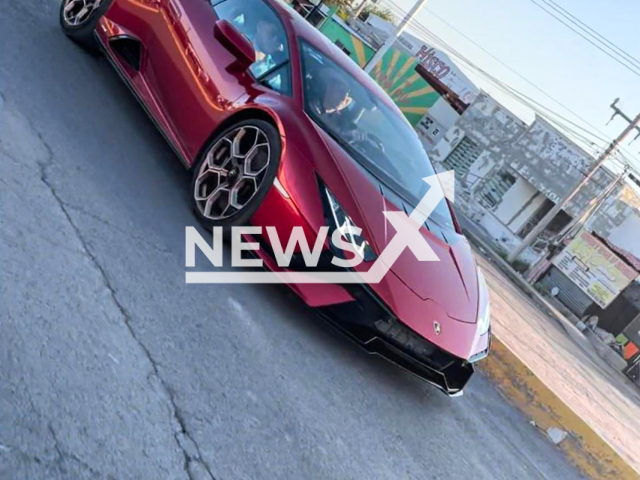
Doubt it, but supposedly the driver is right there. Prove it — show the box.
[308,68,367,144]
[251,19,287,76]
[308,68,351,117]
[226,11,286,76]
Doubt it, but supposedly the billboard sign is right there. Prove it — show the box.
[396,33,479,104]
[552,231,638,308]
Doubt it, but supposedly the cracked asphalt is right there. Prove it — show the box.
[0,1,585,479]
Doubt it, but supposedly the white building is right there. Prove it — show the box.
[429,93,637,266]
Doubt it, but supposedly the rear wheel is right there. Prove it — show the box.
[60,0,113,52]
[191,119,281,234]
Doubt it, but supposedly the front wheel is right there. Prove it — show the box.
[191,119,281,234]
[60,0,113,52]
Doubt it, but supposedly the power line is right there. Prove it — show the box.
[424,32,634,177]
[509,105,640,261]
[381,0,621,147]
[525,0,640,77]
[379,1,639,181]
[537,0,640,71]
[383,2,605,144]
[380,0,640,168]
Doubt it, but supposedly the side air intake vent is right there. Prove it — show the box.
[109,37,141,71]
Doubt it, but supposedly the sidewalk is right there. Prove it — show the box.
[466,230,640,478]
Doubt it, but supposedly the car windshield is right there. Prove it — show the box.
[300,42,454,230]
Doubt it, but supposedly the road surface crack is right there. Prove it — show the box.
[27,114,215,480]
[62,202,173,256]
[48,424,104,478]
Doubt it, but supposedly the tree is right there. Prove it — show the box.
[322,0,358,20]
[323,0,357,8]
[357,4,394,22]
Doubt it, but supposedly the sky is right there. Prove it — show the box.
[381,0,640,173]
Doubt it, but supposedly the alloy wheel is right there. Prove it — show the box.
[194,126,271,221]
[62,0,103,27]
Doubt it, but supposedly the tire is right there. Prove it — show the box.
[191,119,281,235]
[60,0,114,52]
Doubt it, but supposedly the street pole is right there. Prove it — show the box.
[363,0,429,73]
[556,166,629,244]
[524,167,628,283]
[351,0,370,21]
[507,99,640,263]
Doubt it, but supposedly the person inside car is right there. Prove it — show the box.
[307,68,383,152]
[253,18,287,70]
[308,68,354,127]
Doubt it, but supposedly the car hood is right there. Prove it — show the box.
[312,126,479,324]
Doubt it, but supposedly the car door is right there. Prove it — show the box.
[143,0,291,162]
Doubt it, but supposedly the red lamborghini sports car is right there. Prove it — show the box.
[60,0,491,395]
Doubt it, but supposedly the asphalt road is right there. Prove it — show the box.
[0,1,585,479]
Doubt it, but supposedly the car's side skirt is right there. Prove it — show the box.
[94,30,193,169]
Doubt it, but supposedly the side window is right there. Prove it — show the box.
[213,0,291,92]
[260,63,292,95]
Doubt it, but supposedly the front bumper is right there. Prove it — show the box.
[245,226,477,396]
[316,286,475,396]
[247,186,480,396]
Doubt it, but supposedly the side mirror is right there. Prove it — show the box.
[214,20,256,69]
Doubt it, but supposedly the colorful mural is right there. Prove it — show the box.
[319,19,441,126]
[369,48,441,126]
[318,19,374,68]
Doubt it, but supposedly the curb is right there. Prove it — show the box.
[460,223,629,379]
[478,336,639,480]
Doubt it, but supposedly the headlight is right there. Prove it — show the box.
[323,186,377,263]
[477,269,491,335]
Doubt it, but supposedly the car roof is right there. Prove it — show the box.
[270,1,406,117]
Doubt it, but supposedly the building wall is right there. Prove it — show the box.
[586,184,640,259]
[318,18,375,67]
[396,32,480,104]
[415,96,460,150]
[589,184,640,243]
[430,93,528,209]
[608,213,640,258]
[471,176,546,263]
[509,118,615,218]
[511,192,547,233]
[428,93,624,263]
[431,94,615,219]
[494,177,545,233]
[369,47,442,126]
[430,94,527,166]
[467,151,496,188]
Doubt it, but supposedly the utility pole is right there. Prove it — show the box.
[363,0,429,73]
[525,166,629,284]
[555,165,629,244]
[351,0,370,21]
[508,99,640,263]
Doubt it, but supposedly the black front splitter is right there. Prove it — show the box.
[315,304,473,397]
